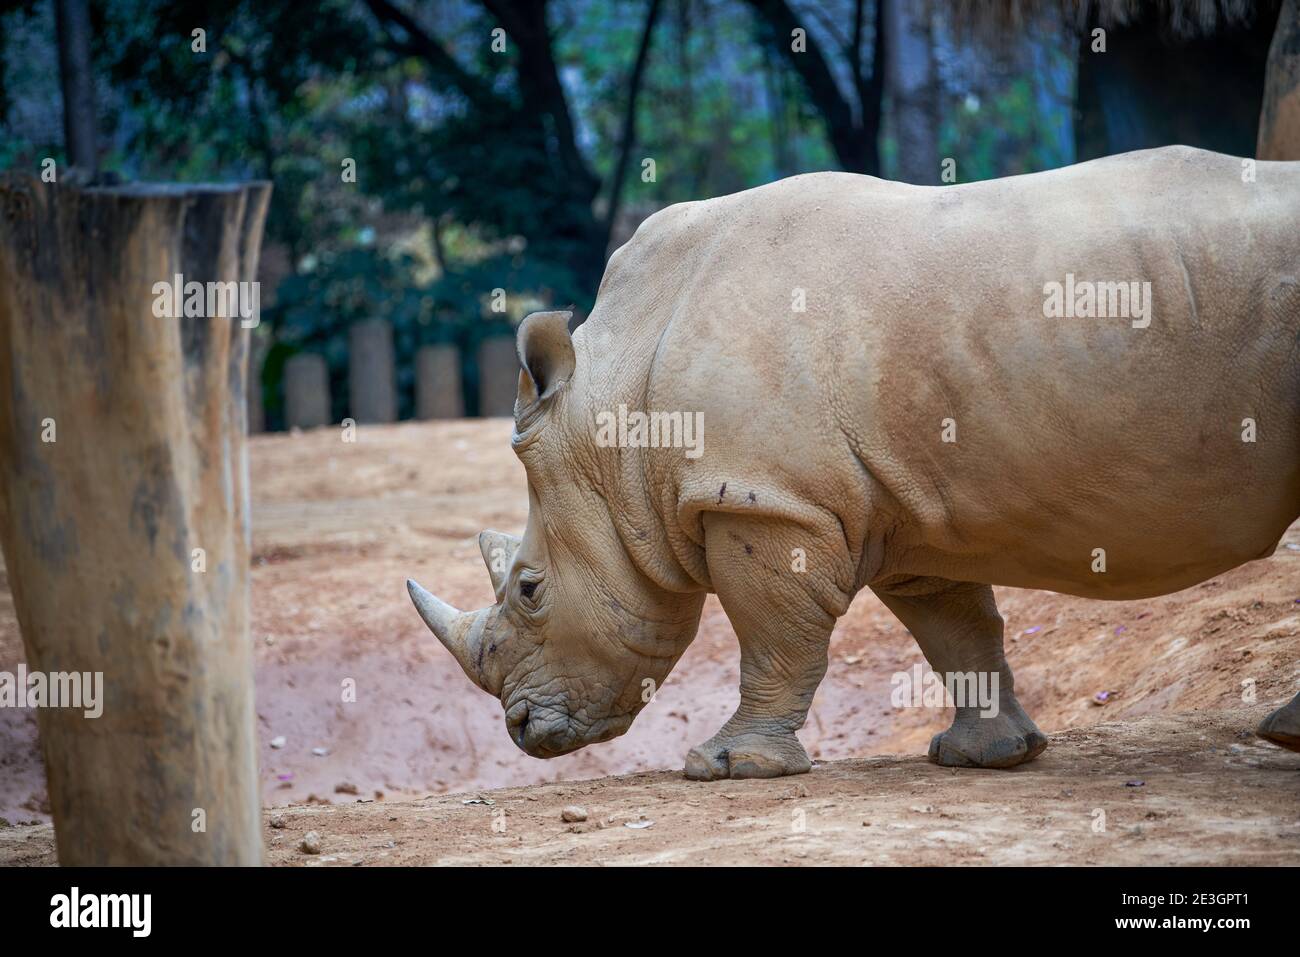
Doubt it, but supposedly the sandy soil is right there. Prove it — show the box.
[3,707,1296,866]
[1,419,1298,864]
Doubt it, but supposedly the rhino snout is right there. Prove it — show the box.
[506,701,576,757]
[505,700,633,758]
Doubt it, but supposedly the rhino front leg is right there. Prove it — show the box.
[685,514,841,781]
[873,579,1047,769]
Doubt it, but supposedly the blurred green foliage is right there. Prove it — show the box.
[0,0,1078,425]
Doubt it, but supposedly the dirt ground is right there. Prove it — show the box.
[1,419,1299,864]
[3,707,1296,866]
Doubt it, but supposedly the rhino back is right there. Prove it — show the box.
[578,147,1300,600]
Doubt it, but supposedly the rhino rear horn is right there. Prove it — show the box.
[478,529,521,597]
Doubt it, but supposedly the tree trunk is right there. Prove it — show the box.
[858,0,886,177]
[1258,0,1300,160]
[54,0,97,174]
[745,0,882,175]
[885,0,939,184]
[602,0,663,254]
[0,177,270,865]
[483,0,607,302]
[1075,7,1275,161]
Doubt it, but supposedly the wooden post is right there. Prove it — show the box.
[478,335,519,417]
[1258,0,1300,161]
[416,344,464,419]
[247,331,267,435]
[0,177,269,865]
[284,353,331,430]
[348,318,397,424]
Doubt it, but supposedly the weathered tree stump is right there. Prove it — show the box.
[0,177,270,865]
[284,353,331,430]
[415,344,464,419]
[478,335,520,417]
[348,318,397,424]
[1259,0,1300,161]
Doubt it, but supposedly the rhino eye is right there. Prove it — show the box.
[519,580,539,601]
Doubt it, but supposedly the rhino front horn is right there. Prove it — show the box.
[406,579,487,690]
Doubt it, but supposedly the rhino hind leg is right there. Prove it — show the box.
[874,578,1048,770]
[1257,693,1300,752]
[927,693,1049,770]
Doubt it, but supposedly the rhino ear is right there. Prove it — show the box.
[479,529,522,598]
[516,310,575,408]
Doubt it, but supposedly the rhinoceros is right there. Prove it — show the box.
[408,146,1300,779]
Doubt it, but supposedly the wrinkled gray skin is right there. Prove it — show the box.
[410,147,1300,778]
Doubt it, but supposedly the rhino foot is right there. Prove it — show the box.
[685,730,811,781]
[1257,694,1300,753]
[928,705,1048,769]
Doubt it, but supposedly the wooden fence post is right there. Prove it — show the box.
[478,335,519,417]
[415,344,464,419]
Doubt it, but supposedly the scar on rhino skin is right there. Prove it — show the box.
[717,483,727,504]
[744,544,754,555]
